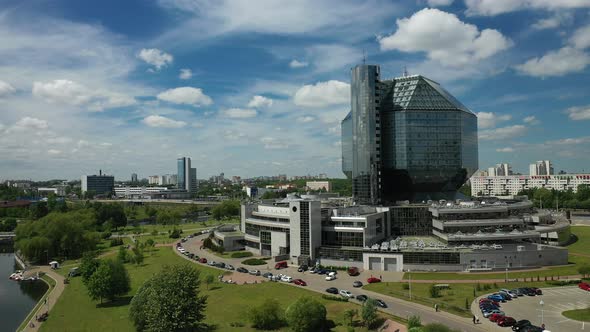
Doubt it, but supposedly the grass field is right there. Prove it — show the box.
[562,308,590,322]
[405,226,590,281]
[365,281,563,318]
[41,247,397,332]
[117,218,239,235]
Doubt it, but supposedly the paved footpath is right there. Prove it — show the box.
[21,266,65,332]
[178,235,486,332]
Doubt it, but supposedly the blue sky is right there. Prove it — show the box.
[1,0,590,181]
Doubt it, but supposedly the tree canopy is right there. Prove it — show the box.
[86,259,131,303]
[284,297,326,332]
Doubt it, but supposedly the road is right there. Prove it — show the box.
[179,234,485,332]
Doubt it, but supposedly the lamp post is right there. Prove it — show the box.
[540,299,544,326]
[408,269,412,300]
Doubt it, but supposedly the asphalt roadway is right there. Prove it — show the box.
[179,234,486,332]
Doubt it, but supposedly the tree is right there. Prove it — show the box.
[248,298,285,330]
[132,246,144,265]
[129,265,208,332]
[429,284,441,298]
[29,202,49,219]
[343,309,357,327]
[117,246,129,263]
[408,315,422,329]
[284,297,326,332]
[80,251,100,284]
[145,238,155,254]
[578,264,590,278]
[361,298,378,328]
[86,259,131,303]
[204,274,215,290]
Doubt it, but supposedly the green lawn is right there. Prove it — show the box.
[117,218,239,235]
[365,281,564,318]
[567,226,590,256]
[41,247,397,332]
[562,308,590,322]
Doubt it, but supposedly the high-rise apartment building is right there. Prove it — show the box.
[341,111,352,179]
[488,163,512,176]
[343,64,478,204]
[530,160,553,176]
[131,173,138,182]
[177,157,197,193]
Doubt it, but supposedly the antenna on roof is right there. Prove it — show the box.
[403,66,409,77]
[362,49,366,64]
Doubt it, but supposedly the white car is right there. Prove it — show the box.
[325,272,337,281]
[339,290,353,298]
[225,264,234,270]
[281,275,293,283]
[178,248,185,253]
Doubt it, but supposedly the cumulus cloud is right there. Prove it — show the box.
[221,108,257,118]
[566,105,590,120]
[523,116,540,124]
[137,48,173,70]
[0,80,16,97]
[464,0,590,16]
[142,115,187,128]
[223,129,247,140]
[570,24,590,50]
[378,8,512,67]
[179,68,193,79]
[515,47,590,77]
[260,136,288,149]
[428,0,454,6]
[11,117,49,131]
[293,80,350,108]
[47,149,62,155]
[247,95,273,108]
[479,125,527,140]
[289,59,308,68]
[157,87,213,106]
[305,44,362,73]
[476,112,512,129]
[496,147,515,152]
[32,79,136,111]
[532,12,573,30]
[297,116,316,123]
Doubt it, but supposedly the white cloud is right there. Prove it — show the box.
[305,44,362,73]
[378,9,511,67]
[179,68,193,79]
[523,116,540,124]
[247,95,273,108]
[566,105,590,120]
[0,80,16,97]
[223,130,247,140]
[297,116,316,123]
[531,12,573,30]
[11,117,49,131]
[479,125,527,140]
[46,136,72,144]
[465,0,590,16]
[192,121,204,128]
[137,48,173,70]
[428,0,454,6]
[47,149,62,155]
[476,112,512,129]
[570,24,590,50]
[157,87,213,106]
[515,47,590,77]
[260,136,288,149]
[293,80,350,108]
[289,59,309,68]
[496,147,514,152]
[142,115,187,128]
[221,108,257,118]
[546,137,590,145]
[32,79,136,111]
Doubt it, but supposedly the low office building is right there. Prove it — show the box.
[81,172,114,196]
[471,174,590,196]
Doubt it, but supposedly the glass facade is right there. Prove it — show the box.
[322,231,364,247]
[345,65,478,203]
[300,202,310,256]
[351,65,381,205]
[341,111,353,179]
[177,157,186,191]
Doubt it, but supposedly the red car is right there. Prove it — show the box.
[479,299,499,306]
[293,279,307,286]
[367,277,381,284]
[489,313,505,322]
[348,267,360,276]
[579,282,590,291]
[198,257,207,264]
[497,316,516,327]
[275,261,288,269]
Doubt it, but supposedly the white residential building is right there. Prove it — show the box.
[471,174,590,196]
[306,181,331,192]
[529,160,553,176]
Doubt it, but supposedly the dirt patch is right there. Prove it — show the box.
[220,272,266,285]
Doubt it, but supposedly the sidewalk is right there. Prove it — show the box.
[21,267,66,332]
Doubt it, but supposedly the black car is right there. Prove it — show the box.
[520,326,544,332]
[375,299,387,308]
[187,253,195,259]
[512,320,532,331]
[215,262,226,268]
[326,287,338,294]
[353,281,363,288]
[318,269,327,275]
[356,294,368,302]
[237,267,248,273]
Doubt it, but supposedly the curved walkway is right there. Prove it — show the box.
[20,267,65,332]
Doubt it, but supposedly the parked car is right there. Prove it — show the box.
[325,287,338,294]
[262,272,273,278]
[198,257,207,264]
[275,261,288,269]
[225,264,234,270]
[181,238,187,243]
[215,262,226,269]
[579,282,590,291]
[512,288,524,296]
[249,269,261,276]
[487,294,504,302]
[178,248,185,253]
[309,268,318,274]
[489,313,506,322]
[498,316,517,327]
[348,267,360,276]
[208,261,216,266]
[500,289,518,298]
[297,265,308,272]
[520,326,544,332]
[483,310,504,318]
[187,253,195,259]
[375,299,387,308]
[511,319,532,331]
[281,275,293,283]
[530,287,543,295]
[293,279,307,286]
[356,294,368,302]
[325,272,337,281]
[367,277,381,284]
[237,267,248,273]
[317,269,328,275]
[339,290,354,298]
[352,280,363,288]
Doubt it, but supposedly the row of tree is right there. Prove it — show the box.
[518,185,590,209]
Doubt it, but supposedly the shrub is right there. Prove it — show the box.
[321,295,348,302]
[429,284,441,298]
[242,258,267,266]
[110,238,124,247]
[408,315,422,329]
[231,251,253,258]
[285,297,327,332]
[402,283,410,290]
[169,228,181,239]
[247,298,285,330]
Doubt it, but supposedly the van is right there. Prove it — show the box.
[347,267,360,276]
[275,261,288,269]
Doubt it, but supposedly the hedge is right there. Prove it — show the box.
[230,251,253,258]
[242,258,267,266]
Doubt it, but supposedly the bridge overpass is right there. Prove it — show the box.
[0,232,15,243]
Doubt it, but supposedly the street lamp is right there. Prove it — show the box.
[408,269,412,300]
[540,299,544,326]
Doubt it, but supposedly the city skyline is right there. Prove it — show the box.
[1,1,590,180]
